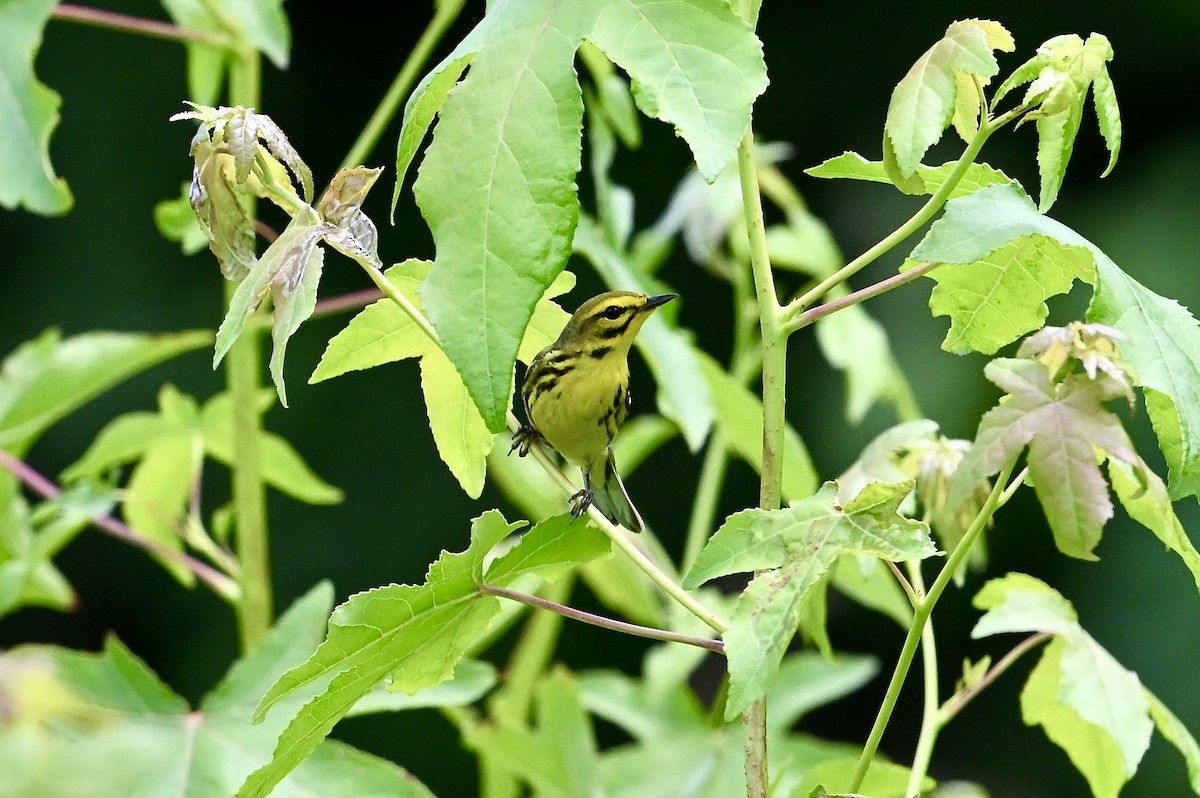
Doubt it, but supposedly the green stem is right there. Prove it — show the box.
[338,0,463,170]
[781,116,1002,327]
[226,48,272,653]
[847,459,1017,793]
[905,560,941,798]
[507,410,729,634]
[937,632,1050,726]
[482,582,724,652]
[786,260,939,334]
[736,117,781,798]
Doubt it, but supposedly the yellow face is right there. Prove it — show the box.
[523,291,675,465]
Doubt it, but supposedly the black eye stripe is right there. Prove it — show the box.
[598,313,637,339]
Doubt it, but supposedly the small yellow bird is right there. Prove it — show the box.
[511,290,676,532]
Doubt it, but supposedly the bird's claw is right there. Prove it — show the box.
[569,489,594,519]
[509,424,542,457]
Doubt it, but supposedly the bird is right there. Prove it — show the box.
[510,290,676,532]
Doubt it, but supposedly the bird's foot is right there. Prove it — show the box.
[509,424,542,457]
[569,489,594,519]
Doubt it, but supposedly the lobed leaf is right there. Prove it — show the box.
[948,359,1140,559]
[0,0,72,214]
[917,233,1095,355]
[1108,458,1200,595]
[974,573,1155,787]
[884,19,1013,180]
[685,481,935,719]
[0,584,435,798]
[240,511,521,798]
[904,182,1200,501]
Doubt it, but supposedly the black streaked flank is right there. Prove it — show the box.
[588,346,612,359]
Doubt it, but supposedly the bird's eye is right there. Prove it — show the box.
[603,305,624,320]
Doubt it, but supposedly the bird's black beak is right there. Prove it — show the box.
[644,293,677,310]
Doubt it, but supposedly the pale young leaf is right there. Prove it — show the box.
[1146,689,1200,793]
[805,151,1015,199]
[885,19,1014,178]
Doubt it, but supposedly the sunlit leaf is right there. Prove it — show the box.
[884,19,1013,180]
[805,151,1015,199]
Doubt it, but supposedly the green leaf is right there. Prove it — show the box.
[805,151,1014,199]
[685,481,936,719]
[154,182,210,254]
[0,0,72,214]
[696,350,818,503]
[0,329,212,456]
[901,182,1200,501]
[161,0,290,105]
[1146,688,1200,794]
[240,511,522,798]
[573,217,714,450]
[1020,639,1132,798]
[348,658,496,716]
[884,19,1013,180]
[468,668,600,796]
[974,573,1153,786]
[949,359,1140,559]
[0,584,435,798]
[1108,458,1200,596]
[815,303,913,422]
[1088,261,1200,501]
[406,0,765,432]
[765,652,879,735]
[484,513,611,586]
[123,431,199,587]
[0,483,113,618]
[917,233,1095,354]
[995,33,1119,211]
[268,239,323,408]
[313,262,575,498]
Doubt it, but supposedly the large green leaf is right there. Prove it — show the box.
[311,261,573,498]
[0,0,72,214]
[684,481,935,719]
[0,584,435,798]
[398,0,766,431]
[241,510,609,798]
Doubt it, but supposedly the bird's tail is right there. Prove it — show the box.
[585,448,644,532]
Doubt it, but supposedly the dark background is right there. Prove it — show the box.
[2,1,1198,796]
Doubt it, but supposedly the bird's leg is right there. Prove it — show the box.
[569,489,594,519]
[509,423,544,457]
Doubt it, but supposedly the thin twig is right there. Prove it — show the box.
[938,632,1052,725]
[786,261,940,333]
[0,449,240,600]
[480,583,725,653]
[52,4,230,47]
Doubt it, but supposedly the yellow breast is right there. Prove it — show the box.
[529,355,628,466]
